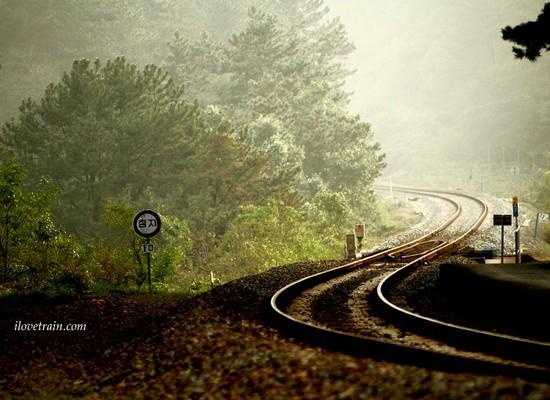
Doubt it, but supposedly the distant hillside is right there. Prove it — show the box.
[326,0,550,179]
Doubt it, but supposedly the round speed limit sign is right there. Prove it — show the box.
[133,209,162,238]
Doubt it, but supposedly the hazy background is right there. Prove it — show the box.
[325,0,550,189]
[2,1,548,190]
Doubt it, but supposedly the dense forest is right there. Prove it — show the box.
[0,0,388,294]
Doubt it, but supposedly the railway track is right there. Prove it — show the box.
[269,187,550,380]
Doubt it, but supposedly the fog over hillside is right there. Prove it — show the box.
[325,1,550,182]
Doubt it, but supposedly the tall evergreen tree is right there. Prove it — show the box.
[2,57,299,239]
[167,6,384,219]
[2,58,201,233]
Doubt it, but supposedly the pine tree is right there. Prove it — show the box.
[2,58,201,234]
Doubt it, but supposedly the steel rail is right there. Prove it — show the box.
[398,242,449,260]
[388,239,445,258]
[271,188,461,316]
[269,187,550,380]
[376,193,550,366]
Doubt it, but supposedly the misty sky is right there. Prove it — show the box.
[324,1,550,177]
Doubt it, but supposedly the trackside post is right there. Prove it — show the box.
[493,214,511,264]
[512,196,520,264]
[346,234,356,260]
[354,224,365,255]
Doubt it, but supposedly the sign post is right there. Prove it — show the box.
[493,214,512,264]
[133,209,162,293]
[512,197,520,264]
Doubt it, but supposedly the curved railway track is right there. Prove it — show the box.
[269,187,550,380]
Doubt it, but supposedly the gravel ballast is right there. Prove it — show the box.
[2,260,549,399]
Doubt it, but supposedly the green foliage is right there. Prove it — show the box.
[2,56,298,243]
[306,189,352,250]
[44,268,91,295]
[2,57,202,235]
[151,213,193,285]
[248,116,304,177]
[174,126,300,236]
[214,200,322,279]
[0,159,85,293]
[166,33,230,105]
[0,160,51,284]
[214,192,350,280]
[1,55,302,291]
[90,202,144,287]
[89,202,193,290]
[167,6,384,220]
